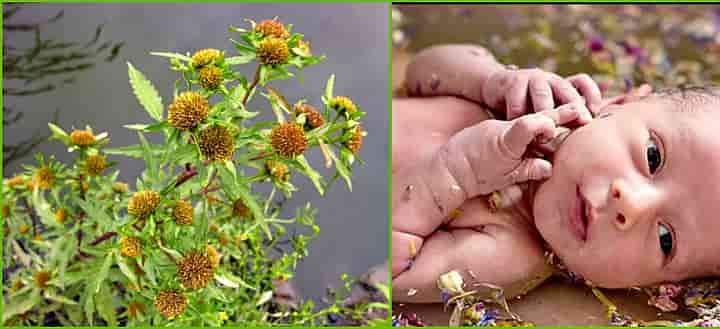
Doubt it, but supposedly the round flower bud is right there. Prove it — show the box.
[112,182,129,194]
[168,92,210,131]
[190,48,221,68]
[345,126,364,154]
[70,129,96,147]
[255,19,289,39]
[120,236,142,257]
[34,166,55,190]
[265,160,290,183]
[328,96,358,115]
[127,190,160,219]
[7,176,25,189]
[172,200,194,226]
[256,37,290,65]
[294,102,324,130]
[198,125,236,162]
[176,251,214,290]
[85,155,107,176]
[232,199,251,219]
[55,208,68,224]
[33,271,51,289]
[198,66,223,90]
[127,301,146,318]
[270,123,308,158]
[206,244,220,268]
[19,224,30,234]
[154,290,187,319]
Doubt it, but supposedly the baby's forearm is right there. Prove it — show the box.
[405,44,506,105]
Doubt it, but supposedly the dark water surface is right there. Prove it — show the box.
[3,3,389,303]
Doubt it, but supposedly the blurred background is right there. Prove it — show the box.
[3,3,389,305]
[394,4,720,95]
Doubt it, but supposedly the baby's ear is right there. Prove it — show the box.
[596,84,653,111]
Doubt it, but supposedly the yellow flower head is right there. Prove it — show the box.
[154,290,187,319]
[168,92,210,131]
[255,19,289,39]
[55,208,68,224]
[120,236,142,257]
[127,301,146,318]
[206,244,221,268]
[172,200,194,226]
[270,123,307,158]
[19,224,30,234]
[7,176,25,189]
[294,102,325,130]
[256,37,290,65]
[198,125,236,162]
[85,155,107,177]
[265,160,290,183]
[176,251,214,290]
[34,166,55,190]
[328,96,358,114]
[34,271,51,289]
[70,129,96,147]
[190,48,222,68]
[345,126,365,154]
[127,190,160,219]
[113,182,129,194]
[232,199,251,219]
[198,66,223,90]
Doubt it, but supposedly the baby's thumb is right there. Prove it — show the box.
[508,158,552,184]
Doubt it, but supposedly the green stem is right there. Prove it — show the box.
[242,64,261,106]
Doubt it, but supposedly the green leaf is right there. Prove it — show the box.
[105,144,163,158]
[44,291,78,305]
[96,283,117,326]
[256,290,274,306]
[127,62,164,122]
[124,121,168,132]
[324,74,335,100]
[92,251,114,294]
[48,123,70,145]
[329,148,352,191]
[225,54,255,65]
[294,155,325,195]
[149,51,191,62]
[2,290,41,322]
[137,132,159,180]
[236,184,271,239]
[116,253,138,287]
[215,272,256,290]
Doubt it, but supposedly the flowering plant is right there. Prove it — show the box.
[2,18,387,326]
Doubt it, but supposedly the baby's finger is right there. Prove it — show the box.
[529,74,554,113]
[567,73,602,114]
[537,102,584,127]
[503,114,557,158]
[548,73,583,104]
[505,75,530,120]
[506,158,553,185]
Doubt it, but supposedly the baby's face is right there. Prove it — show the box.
[533,96,720,287]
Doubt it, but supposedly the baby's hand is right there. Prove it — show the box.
[482,68,601,121]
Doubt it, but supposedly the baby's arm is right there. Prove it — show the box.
[405,44,504,105]
[405,44,601,120]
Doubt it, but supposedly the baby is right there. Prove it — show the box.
[392,44,720,303]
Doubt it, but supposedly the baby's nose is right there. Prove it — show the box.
[609,179,660,230]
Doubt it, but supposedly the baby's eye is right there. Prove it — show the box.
[646,136,662,175]
[658,223,673,258]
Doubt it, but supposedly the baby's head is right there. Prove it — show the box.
[533,86,720,288]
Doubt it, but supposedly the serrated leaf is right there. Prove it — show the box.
[128,62,163,122]
[116,253,138,287]
[137,132,158,181]
[44,291,78,305]
[295,155,325,195]
[215,272,256,290]
[328,148,352,191]
[95,283,117,326]
[325,74,335,100]
[235,184,271,239]
[92,251,114,294]
[105,144,163,158]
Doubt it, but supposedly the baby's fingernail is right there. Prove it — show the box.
[558,105,578,117]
